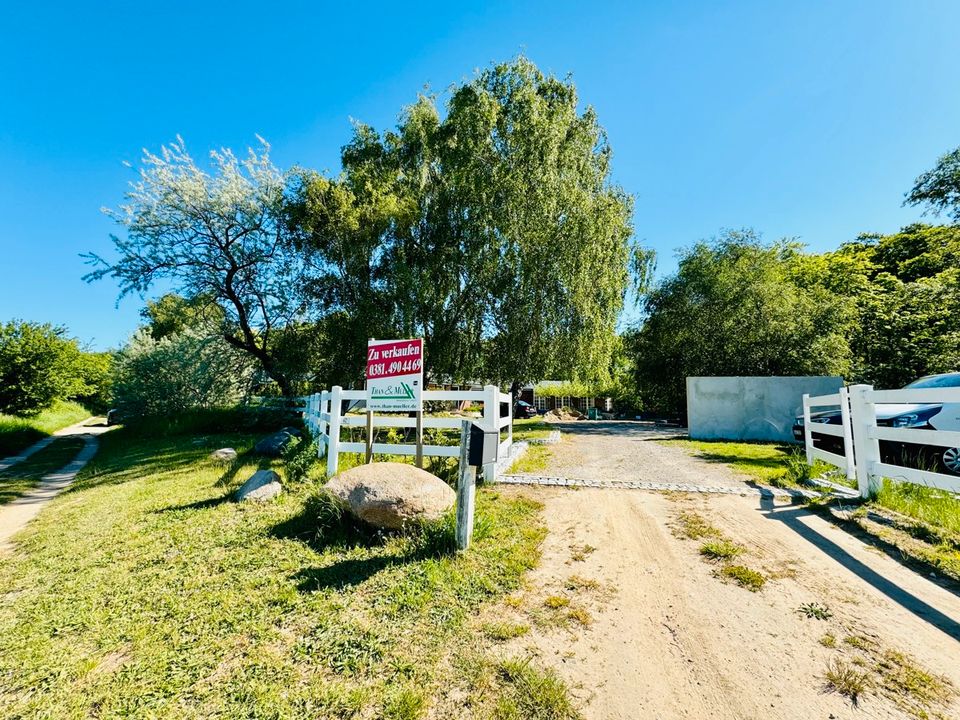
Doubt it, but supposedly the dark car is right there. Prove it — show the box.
[793,372,960,475]
[514,400,538,419]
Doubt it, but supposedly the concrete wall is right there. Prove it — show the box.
[686,376,843,442]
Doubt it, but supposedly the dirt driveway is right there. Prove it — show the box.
[502,422,960,720]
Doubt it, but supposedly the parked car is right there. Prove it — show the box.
[514,400,538,419]
[792,372,960,475]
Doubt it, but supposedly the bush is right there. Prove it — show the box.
[0,321,87,415]
[112,327,255,417]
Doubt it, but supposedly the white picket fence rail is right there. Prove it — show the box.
[803,383,960,498]
[301,385,512,481]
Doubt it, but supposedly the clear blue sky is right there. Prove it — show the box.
[2,1,958,350]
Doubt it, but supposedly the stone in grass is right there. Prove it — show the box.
[210,448,238,463]
[254,427,301,457]
[235,470,283,502]
[325,462,455,530]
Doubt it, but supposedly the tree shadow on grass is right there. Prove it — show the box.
[292,555,403,592]
[156,491,235,513]
[213,451,272,488]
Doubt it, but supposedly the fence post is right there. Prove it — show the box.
[802,393,813,465]
[838,386,856,482]
[848,384,880,498]
[326,386,343,477]
[482,385,499,483]
[456,420,476,551]
[317,392,329,458]
[507,395,513,451]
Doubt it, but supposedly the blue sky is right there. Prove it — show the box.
[1,1,958,350]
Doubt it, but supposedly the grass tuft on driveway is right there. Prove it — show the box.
[0,427,548,718]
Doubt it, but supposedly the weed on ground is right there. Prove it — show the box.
[797,602,833,620]
[820,627,955,717]
[719,564,766,591]
[699,539,744,561]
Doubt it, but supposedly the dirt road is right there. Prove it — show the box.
[504,423,960,720]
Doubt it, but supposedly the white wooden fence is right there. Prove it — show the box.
[302,385,513,481]
[803,383,960,498]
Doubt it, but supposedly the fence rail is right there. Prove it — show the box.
[803,383,960,497]
[301,385,512,481]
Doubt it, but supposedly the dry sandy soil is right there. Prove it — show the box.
[497,422,960,720]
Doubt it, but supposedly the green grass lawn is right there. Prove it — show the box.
[658,437,813,486]
[0,436,87,504]
[511,418,553,442]
[0,400,91,457]
[0,426,570,719]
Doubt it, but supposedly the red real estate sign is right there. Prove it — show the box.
[366,338,423,411]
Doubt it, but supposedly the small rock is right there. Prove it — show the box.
[235,470,282,502]
[210,448,237,463]
[325,462,455,529]
[254,427,301,457]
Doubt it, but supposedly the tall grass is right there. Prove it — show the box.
[873,478,960,538]
[0,400,90,456]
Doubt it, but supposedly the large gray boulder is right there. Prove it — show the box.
[325,462,455,530]
[235,470,283,502]
[254,427,301,457]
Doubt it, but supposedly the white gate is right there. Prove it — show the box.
[803,383,960,498]
[302,384,512,481]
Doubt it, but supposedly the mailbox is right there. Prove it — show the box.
[468,423,499,467]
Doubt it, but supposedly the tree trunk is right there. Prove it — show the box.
[510,380,523,405]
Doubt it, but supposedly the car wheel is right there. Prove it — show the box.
[941,447,960,476]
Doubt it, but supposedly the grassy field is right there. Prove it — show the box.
[0,436,87,504]
[511,418,553,442]
[0,400,91,456]
[658,437,823,487]
[0,424,574,719]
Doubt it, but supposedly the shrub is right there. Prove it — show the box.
[0,320,91,415]
[111,327,255,417]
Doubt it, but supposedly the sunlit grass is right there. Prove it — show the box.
[0,426,550,718]
[0,400,90,456]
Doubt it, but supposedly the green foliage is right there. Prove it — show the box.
[906,144,960,222]
[829,225,960,388]
[0,320,96,415]
[111,327,255,417]
[290,56,634,389]
[632,231,852,415]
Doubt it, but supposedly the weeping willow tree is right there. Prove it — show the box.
[289,57,640,394]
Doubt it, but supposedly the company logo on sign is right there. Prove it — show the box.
[366,339,423,411]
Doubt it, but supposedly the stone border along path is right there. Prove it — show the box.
[0,422,112,553]
[496,473,825,500]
